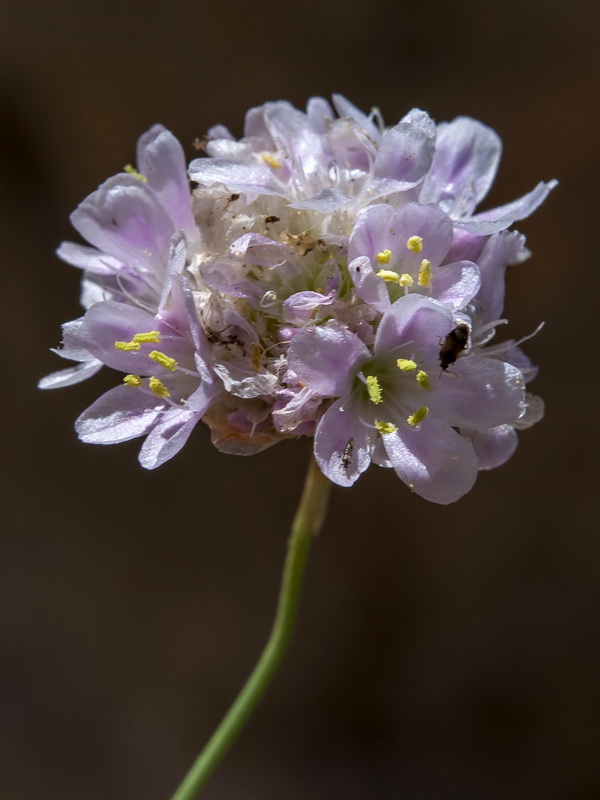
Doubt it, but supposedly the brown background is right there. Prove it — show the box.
[1,0,598,798]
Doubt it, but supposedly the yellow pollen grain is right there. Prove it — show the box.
[123,374,142,387]
[399,273,414,287]
[148,376,170,398]
[397,358,417,371]
[149,350,177,371]
[416,370,431,390]
[407,405,429,427]
[376,249,393,265]
[418,259,432,287]
[375,420,397,435]
[376,269,400,283]
[262,153,282,169]
[124,164,147,182]
[366,375,383,405]
[406,235,423,253]
[132,331,161,344]
[114,340,140,351]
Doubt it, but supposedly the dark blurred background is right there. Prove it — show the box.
[1,0,598,798]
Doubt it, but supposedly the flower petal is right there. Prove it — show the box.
[188,159,284,201]
[136,124,199,241]
[455,180,558,234]
[75,385,163,444]
[382,418,478,504]
[314,399,373,487]
[375,294,452,363]
[71,175,174,276]
[38,359,103,389]
[462,425,518,470]
[419,117,502,216]
[288,325,369,397]
[138,409,199,469]
[432,357,525,428]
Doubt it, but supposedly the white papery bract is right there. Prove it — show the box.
[41,96,555,503]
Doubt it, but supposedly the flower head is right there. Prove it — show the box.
[41,95,555,503]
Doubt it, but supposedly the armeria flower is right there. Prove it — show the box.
[64,239,220,468]
[41,94,554,503]
[287,294,525,503]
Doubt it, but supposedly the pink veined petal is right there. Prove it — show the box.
[348,256,390,313]
[289,187,352,213]
[56,242,123,274]
[314,399,373,487]
[348,204,395,262]
[75,385,164,444]
[432,260,481,310]
[373,119,435,187]
[38,359,103,390]
[138,409,200,469]
[288,326,369,397]
[188,159,285,200]
[462,425,519,470]
[306,96,335,133]
[419,117,502,216]
[332,94,380,141]
[71,175,174,274]
[431,357,525,429]
[136,124,198,242]
[454,180,558,234]
[382,417,478,504]
[375,294,452,363]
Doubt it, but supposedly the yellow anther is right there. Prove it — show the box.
[416,370,431,390]
[251,343,262,373]
[149,350,178,371]
[262,153,282,169]
[132,331,161,344]
[375,420,397,435]
[406,235,423,253]
[148,376,170,398]
[398,273,414,287]
[418,259,432,287]
[376,249,393,265]
[376,269,400,283]
[123,374,142,387]
[366,375,383,405]
[397,358,417,371]
[407,405,429,427]
[114,340,140,351]
[124,164,147,182]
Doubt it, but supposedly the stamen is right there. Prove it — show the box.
[114,340,140,351]
[418,259,432,287]
[376,269,400,283]
[375,420,397,435]
[398,273,414,287]
[148,376,170,398]
[149,350,178,371]
[397,358,417,371]
[407,405,429,427]
[366,375,383,405]
[133,331,161,344]
[406,235,423,253]
[416,370,431,390]
[262,153,282,169]
[124,164,147,182]
[123,374,142,387]
[375,249,393,265]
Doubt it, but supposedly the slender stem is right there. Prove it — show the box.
[170,455,331,800]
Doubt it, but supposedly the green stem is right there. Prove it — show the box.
[170,455,331,800]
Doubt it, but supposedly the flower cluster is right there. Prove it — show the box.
[41,95,555,503]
